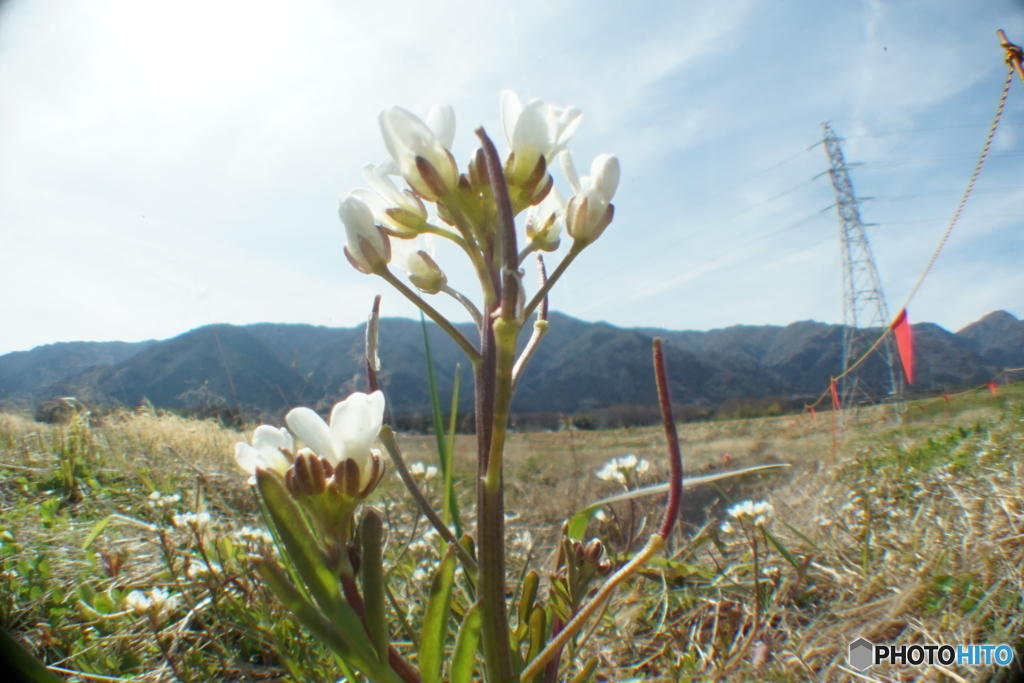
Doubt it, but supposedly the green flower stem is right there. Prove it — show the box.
[441,285,483,328]
[375,268,482,367]
[420,222,468,248]
[519,535,666,682]
[438,192,499,308]
[522,242,583,322]
[379,426,479,578]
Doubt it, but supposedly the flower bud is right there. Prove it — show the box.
[340,195,391,274]
[565,153,619,246]
[525,186,564,252]
[391,235,447,294]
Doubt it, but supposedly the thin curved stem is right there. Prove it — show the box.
[419,222,468,248]
[375,268,482,367]
[441,285,483,328]
[378,426,479,578]
[522,242,583,321]
[511,255,549,394]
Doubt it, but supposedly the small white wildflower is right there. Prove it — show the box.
[411,567,429,583]
[512,530,533,550]
[125,587,178,621]
[234,526,273,544]
[727,500,772,522]
[593,509,609,522]
[635,458,650,476]
[408,462,439,481]
[721,521,735,534]
[172,512,211,531]
[596,462,626,484]
[186,561,222,579]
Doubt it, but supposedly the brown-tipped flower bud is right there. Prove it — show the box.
[340,195,391,274]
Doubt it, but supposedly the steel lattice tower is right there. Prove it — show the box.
[821,122,901,408]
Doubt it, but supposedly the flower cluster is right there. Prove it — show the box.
[721,500,773,533]
[124,587,178,623]
[596,453,650,485]
[336,90,619,309]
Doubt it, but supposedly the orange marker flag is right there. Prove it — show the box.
[942,394,950,403]
[891,308,914,385]
[809,406,818,422]
[830,379,840,411]
[988,381,999,395]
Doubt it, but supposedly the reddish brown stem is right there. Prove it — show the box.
[340,573,421,683]
[653,338,683,538]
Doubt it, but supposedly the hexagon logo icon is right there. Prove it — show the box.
[848,638,875,671]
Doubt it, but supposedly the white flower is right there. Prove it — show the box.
[720,521,735,534]
[285,391,386,492]
[390,235,447,294]
[635,458,650,476]
[352,164,427,238]
[408,461,439,481]
[596,453,645,485]
[172,512,211,531]
[379,105,459,200]
[500,90,582,186]
[524,186,565,252]
[235,425,294,485]
[596,462,627,485]
[340,195,391,274]
[187,561,222,579]
[125,587,178,621]
[726,500,773,524]
[563,151,619,245]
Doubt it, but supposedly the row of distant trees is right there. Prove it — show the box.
[33,393,804,431]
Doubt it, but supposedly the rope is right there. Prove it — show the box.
[803,58,1018,413]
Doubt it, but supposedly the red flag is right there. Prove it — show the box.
[809,406,818,422]
[941,394,950,403]
[988,381,999,395]
[830,380,840,411]
[891,309,914,385]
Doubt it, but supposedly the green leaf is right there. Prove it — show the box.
[524,606,547,683]
[516,570,539,644]
[81,515,113,551]
[569,656,599,683]
[0,626,67,683]
[360,510,389,664]
[760,525,800,570]
[255,470,377,666]
[253,558,375,676]
[419,543,457,683]
[421,313,462,537]
[450,602,481,683]
[445,363,463,537]
[566,464,792,540]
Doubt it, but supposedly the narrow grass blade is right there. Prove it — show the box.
[420,313,462,536]
[450,602,482,683]
[446,363,463,537]
[419,543,457,683]
[566,464,792,540]
[360,509,390,664]
[760,526,800,570]
[569,656,599,683]
[81,515,113,550]
[255,470,376,664]
[0,627,65,683]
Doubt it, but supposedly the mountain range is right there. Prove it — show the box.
[2,310,1022,422]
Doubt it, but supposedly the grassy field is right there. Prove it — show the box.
[1,385,1022,681]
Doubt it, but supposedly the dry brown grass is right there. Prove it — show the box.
[1,393,1022,682]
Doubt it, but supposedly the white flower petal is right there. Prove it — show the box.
[286,407,338,463]
[500,89,523,147]
[251,425,293,454]
[591,154,620,203]
[560,150,581,195]
[426,104,456,150]
[329,391,386,471]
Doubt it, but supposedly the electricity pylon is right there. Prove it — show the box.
[821,122,902,409]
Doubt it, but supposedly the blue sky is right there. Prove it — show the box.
[2,0,1023,355]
